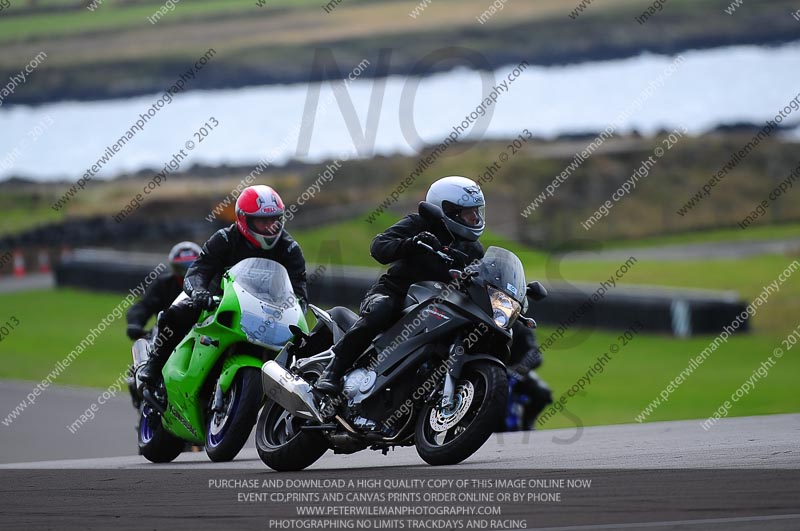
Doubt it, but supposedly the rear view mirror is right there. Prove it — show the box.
[418,201,445,223]
[526,281,547,301]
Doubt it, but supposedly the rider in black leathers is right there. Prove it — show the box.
[138,185,308,386]
[125,241,201,341]
[315,177,552,426]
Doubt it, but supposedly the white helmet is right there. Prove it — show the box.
[425,176,485,241]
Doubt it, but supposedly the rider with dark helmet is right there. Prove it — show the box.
[315,176,486,394]
[125,241,202,341]
[315,176,547,403]
[137,185,308,386]
[315,176,551,427]
[126,241,201,408]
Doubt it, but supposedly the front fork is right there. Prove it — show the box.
[439,335,465,411]
[437,333,509,414]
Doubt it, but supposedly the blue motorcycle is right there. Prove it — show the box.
[501,370,552,432]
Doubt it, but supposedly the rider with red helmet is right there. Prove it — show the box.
[138,185,308,385]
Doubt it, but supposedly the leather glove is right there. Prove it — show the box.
[192,289,216,311]
[411,231,442,251]
[126,324,146,341]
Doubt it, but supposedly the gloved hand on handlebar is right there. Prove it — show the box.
[411,231,442,251]
[126,324,146,341]
[191,289,217,311]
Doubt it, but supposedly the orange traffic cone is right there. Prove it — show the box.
[38,249,51,273]
[12,250,25,277]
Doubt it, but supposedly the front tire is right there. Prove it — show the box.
[138,404,184,463]
[415,361,507,466]
[256,365,329,471]
[205,367,263,462]
[255,399,329,471]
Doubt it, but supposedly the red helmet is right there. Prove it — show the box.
[235,185,285,250]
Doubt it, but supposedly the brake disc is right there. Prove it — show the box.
[429,381,475,432]
[209,382,236,436]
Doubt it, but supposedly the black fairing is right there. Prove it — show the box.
[404,281,447,307]
[349,280,511,419]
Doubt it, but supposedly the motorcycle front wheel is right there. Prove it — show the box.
[205,367,262,462]
[138,403,184,463]
[255,368,328,471]
[415,361,507,466]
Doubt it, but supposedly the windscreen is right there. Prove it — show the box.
[228,258,294,306]
[230,258,299,349]
[477,246,527,303]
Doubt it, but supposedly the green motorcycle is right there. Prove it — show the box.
[131,257,308,463]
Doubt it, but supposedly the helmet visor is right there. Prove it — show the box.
[450,205,485,228]
[247,215,284,237]
[170,255,197,277]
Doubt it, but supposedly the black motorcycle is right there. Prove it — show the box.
[256,202,547,470]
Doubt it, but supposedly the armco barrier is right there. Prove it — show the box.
[54,249,748,336]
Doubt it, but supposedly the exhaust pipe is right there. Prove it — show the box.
[130,338,151,396]
[142,388,166,416]
[261,361,324,423]
[131,338,150,367]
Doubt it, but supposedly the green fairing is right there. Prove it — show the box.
[159,266,308,444]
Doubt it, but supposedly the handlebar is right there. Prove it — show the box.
[186,295,221,311]
[415,240,455,265]
[416,240,544,329]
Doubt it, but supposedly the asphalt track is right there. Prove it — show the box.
[2,380,799,469]
[0,273,53,294]
[1,378,798,531]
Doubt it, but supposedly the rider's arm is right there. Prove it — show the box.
[281,235,308,307]
[183,228,230,296]
[126,275,168,327]
[369,215,425,265]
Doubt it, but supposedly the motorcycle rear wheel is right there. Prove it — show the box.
[415,361,507,466]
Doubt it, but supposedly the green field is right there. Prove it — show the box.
[0,288,135,388]
[0,0,341,42]
[533,327,798,429]
[600,223,800,250]
[294,217,800,333]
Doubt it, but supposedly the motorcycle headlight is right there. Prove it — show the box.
[488,286,521,329]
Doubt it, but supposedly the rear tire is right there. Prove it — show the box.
[205,367,263,462]
[415,361,507,466]
[138,404,184,463]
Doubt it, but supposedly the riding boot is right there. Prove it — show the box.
[138,348,168,386]
[314,351,350,395]
[138,297,196,387]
